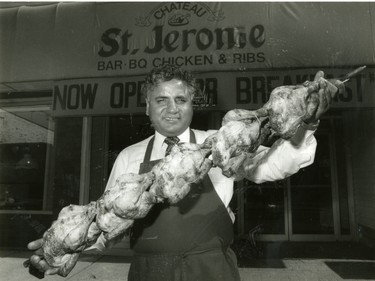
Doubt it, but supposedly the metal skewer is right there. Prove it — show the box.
[340,65,367,83]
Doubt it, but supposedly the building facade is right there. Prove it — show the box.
[1,2,374,252]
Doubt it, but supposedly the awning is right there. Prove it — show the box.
[1,2,374,87]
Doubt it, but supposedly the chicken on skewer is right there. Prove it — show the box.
[202,115,264,178]
[24,173,157,277]
[254,72,344,139]
[24,202,100,277]
[96,172,157,241]
[204,67,365,180]
[24,66,365,278]
[150,142,213,204]
[226,67,366,140]
[24,144,213,276]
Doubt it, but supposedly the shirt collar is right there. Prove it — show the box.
[154,127,190,149]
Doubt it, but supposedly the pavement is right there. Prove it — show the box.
[1,242,375,281]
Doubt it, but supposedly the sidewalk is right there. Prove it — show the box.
[1,242,375,281]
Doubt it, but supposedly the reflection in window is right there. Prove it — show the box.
[242,180,286,235]
[290,134,334,234]
[0,108,53,211]
[51,117,82,212]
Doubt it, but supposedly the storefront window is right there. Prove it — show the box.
[0,106,53,212]
[0,105,54,247]
[290,133,334,235]
[108,114,154,170]
[333,118,350,235]
[233,117,352,239]
[50,117,82,213]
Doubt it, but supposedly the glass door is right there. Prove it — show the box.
[288,133,335,240]
[235,118,352,241]
[234,179,288,241]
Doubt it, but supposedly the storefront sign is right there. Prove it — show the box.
[3,2,375,83]
[52,67,375,117]
[94,2,267,75]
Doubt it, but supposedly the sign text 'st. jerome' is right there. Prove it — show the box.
[98,25,265,57]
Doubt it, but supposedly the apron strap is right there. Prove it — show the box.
[189,129,196,144]
[143,136,155,163]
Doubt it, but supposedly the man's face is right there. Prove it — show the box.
[146,79,194,137]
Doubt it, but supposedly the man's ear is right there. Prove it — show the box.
[145,98,150,116]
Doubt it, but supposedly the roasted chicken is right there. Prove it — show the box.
[150,142,212,204]
[254,72,344,139]
[39,202,98,276]
[96,198,134,241]
[201,71,345,178]
[202,111,263,178]
[96,172,157,240]
[221,73,344,141]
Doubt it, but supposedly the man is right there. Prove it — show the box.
[27,64,342,280]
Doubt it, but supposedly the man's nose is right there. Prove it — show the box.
[166,100,178,113]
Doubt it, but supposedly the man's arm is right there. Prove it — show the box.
[236,121,318,183]
[224,71,342,183]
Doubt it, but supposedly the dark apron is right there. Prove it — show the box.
[128,131,240,281]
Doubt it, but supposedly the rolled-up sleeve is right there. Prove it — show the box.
[243,122,318,183]
[104,152,130,191]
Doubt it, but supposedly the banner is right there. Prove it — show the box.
[1,2,375,83]
[52,67,375,117]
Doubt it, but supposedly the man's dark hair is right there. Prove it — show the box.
[141,64,199,99]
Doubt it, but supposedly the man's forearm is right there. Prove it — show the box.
[235,123,318,183]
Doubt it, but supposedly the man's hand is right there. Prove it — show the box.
[304,71,345,124]
[252,70,345,139]
[24,238,79,278]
